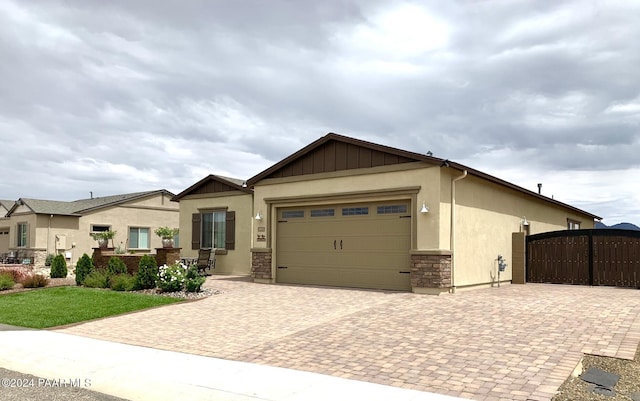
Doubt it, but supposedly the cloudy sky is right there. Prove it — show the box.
[1,0,639,225]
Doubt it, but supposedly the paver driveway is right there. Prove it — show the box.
[56,277,640,401]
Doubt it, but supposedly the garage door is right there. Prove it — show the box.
[276,201,411,291]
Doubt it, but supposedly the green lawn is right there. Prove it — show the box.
[0,287,182,329]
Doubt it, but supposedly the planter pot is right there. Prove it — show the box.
[162,238,174,248]
[98,239,108,249]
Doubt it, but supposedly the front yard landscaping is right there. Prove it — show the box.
[0,286,182,328]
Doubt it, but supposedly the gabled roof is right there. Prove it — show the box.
[172,175,252,201]
[6,190,175,217]
[247,132,601,220]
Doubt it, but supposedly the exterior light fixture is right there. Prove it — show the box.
[420,202,429,214]
[522,217,529,226]
[255,212,263,221]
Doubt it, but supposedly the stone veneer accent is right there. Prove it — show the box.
[251,248,272,280]
[155,247,181,267]
[410,250,452,290]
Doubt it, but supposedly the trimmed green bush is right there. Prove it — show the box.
[185,266,205,293]
[45,254,54,267]
[75,253,94,286]
[0,272,15,291]
[21,274,49,288]
[50,254,68,278]
[83,270,108,288]
[109,274,135,291]
[134,255,158,290]
[106,256,127,277]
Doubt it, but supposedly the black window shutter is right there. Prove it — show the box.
[191,213,201,250]
[225,211,235,250]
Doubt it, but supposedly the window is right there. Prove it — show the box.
[310,209,335,217]
[91,225,111,233]
[377,205,408,214]
[282,210,304,218]
[567,219,581,230]
[342,207,368,216]
[192,210,235,250]
[202,211,226,248]
[129,227,150,249]
[17,222,27,247]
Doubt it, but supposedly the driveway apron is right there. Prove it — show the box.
[56,278,640,401]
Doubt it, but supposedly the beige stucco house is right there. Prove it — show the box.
[0,190,178,267]
[245,133,599,294]
[171,175,253,275]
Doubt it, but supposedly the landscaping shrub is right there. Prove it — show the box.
[45,253,54,267]
[21,274,49,288]
[106,257,127,277]
[134,255,158,290]
[157,263,186,292]
[50,254,68,278]
[185,266,205,293]
[75,253,94,286]
[0,267,30,283]
[82,270,108,288]
[109,274,135,291]
[0,272,15,291]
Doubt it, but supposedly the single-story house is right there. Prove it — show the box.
[242,133,599,294]
[0,190,179,267]
[171,175,253,275]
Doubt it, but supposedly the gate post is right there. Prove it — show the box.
[512,232,526,284]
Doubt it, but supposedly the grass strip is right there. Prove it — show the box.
[0,286,182,329]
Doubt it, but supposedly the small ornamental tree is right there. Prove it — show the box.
[134,255,158,290]
[75,253,94,286]
[50,254,68,278]
[106,256,128,277]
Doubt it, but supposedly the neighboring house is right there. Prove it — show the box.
[244,133,600,294]
[1,190,178,267]
[0,200,12,254]
[171,175,253,275]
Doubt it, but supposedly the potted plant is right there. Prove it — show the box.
[154,226,179,248]
[90,230,116,249]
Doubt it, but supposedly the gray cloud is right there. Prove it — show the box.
[1,0,639,224]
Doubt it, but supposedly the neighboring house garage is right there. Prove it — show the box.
[276,201,412,291]
[246,133,600,294]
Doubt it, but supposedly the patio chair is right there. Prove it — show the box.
[196,248,216,275]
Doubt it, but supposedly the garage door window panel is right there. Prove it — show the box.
[342,207,368,216]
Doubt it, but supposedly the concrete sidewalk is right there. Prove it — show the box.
[0,328,468,401]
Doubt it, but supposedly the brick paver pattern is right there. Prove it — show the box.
[57,278,640,401]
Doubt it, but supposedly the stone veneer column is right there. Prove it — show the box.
[155,248,181,267]
[251,248,272,283]
[410,250,452,295]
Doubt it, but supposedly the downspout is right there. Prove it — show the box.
[47,214,53,255]
[450,170,468,293]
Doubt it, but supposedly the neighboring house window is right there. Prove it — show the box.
[91,225,111,233]
[17,222,28,247]
[191,210,235,250]
[567,219,581,230]
[129,227,150,249]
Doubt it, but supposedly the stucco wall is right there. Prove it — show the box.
[177,191,252,275]
[441,171,595,288]
[253,163,441,249]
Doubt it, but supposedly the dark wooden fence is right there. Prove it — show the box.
[527,229,640,288]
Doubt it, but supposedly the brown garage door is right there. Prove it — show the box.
[276,201,411,291]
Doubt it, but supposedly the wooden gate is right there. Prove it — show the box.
[527,229,640,288]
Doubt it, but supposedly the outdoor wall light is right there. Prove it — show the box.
[522,217,529,226]
[255,212,263,221]
[420,202,430,214]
